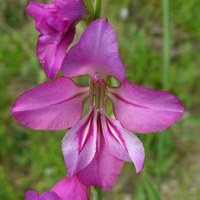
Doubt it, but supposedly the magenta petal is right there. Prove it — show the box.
[25,191,60,200]
[26,2,56,34]
[40,192,61,200]
[26,1,68,34]
[37,28,75,79]
[62,19,126,82]
[77,116,123,192]
[77,136,123,192]
[62,109,97,177]
[25,176,89,200]
[26,0,87,79]
[26,0,87,34]
[25,191,40,200]
[101,115,144,173]
[12,77,88,130]
[108,81,184,133]
[55,0,88,23]
[51,176,89,200]
[26,2,53,21]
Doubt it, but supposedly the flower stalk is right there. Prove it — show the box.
[96,187,103,200]
[162,0,170,90]
[84,0,95,25]
[157,0,171,191]
[94,0,102,19]
[84,0,94,16]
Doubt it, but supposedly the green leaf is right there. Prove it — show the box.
[135,183,146,200]
[144,176,161,200]
[160,154,178,173]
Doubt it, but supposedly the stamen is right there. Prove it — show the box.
[100,80,106,111]
[89,81,94,108]
[95,81,100,109]
[89,73,107,111]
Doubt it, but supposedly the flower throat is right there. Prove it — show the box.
[89,73,106,111]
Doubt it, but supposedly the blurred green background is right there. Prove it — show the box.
[0,0,200,199]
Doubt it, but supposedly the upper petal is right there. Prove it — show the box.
[62,19,126,82]
[101,115,144,173]
[26,0,86,79]
[26,1,54,20]
[77,114,123,192]
[62,109,97,177]
[26,0,87,34]
[51,176,89,200]
[36,28,75,79]
[26,1,68,33]
[55,0,88,23]
[25,191,40,200]
[26,2,57,34]
[108,81,184,133]
[12,77,88,130]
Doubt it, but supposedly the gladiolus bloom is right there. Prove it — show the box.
[12,19,184,191]
[61,19,183,190]
[61,19,184,134]
[25,176,89,200]
[26,0,88,79]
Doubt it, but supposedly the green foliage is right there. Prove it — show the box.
[1,0,200,199]
[144,175,161,200]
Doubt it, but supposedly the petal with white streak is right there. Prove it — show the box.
[77,114,123,192]
[62,109,97,177]
[101,115,144,173]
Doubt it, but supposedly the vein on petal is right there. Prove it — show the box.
[109,91,183,113]
[14,91,88,112]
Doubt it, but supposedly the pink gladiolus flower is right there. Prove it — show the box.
[25,176,89,200]
[60,19,184,190]
[26,0,88,79]
[61,19,184,134]
[12,19,184,191]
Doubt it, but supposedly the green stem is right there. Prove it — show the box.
[157,0,170,191]
[96,187,103,200]
[162,0,170,91]
[84,0,94,17]
[94,0,102,19]
[157,133,164,191]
